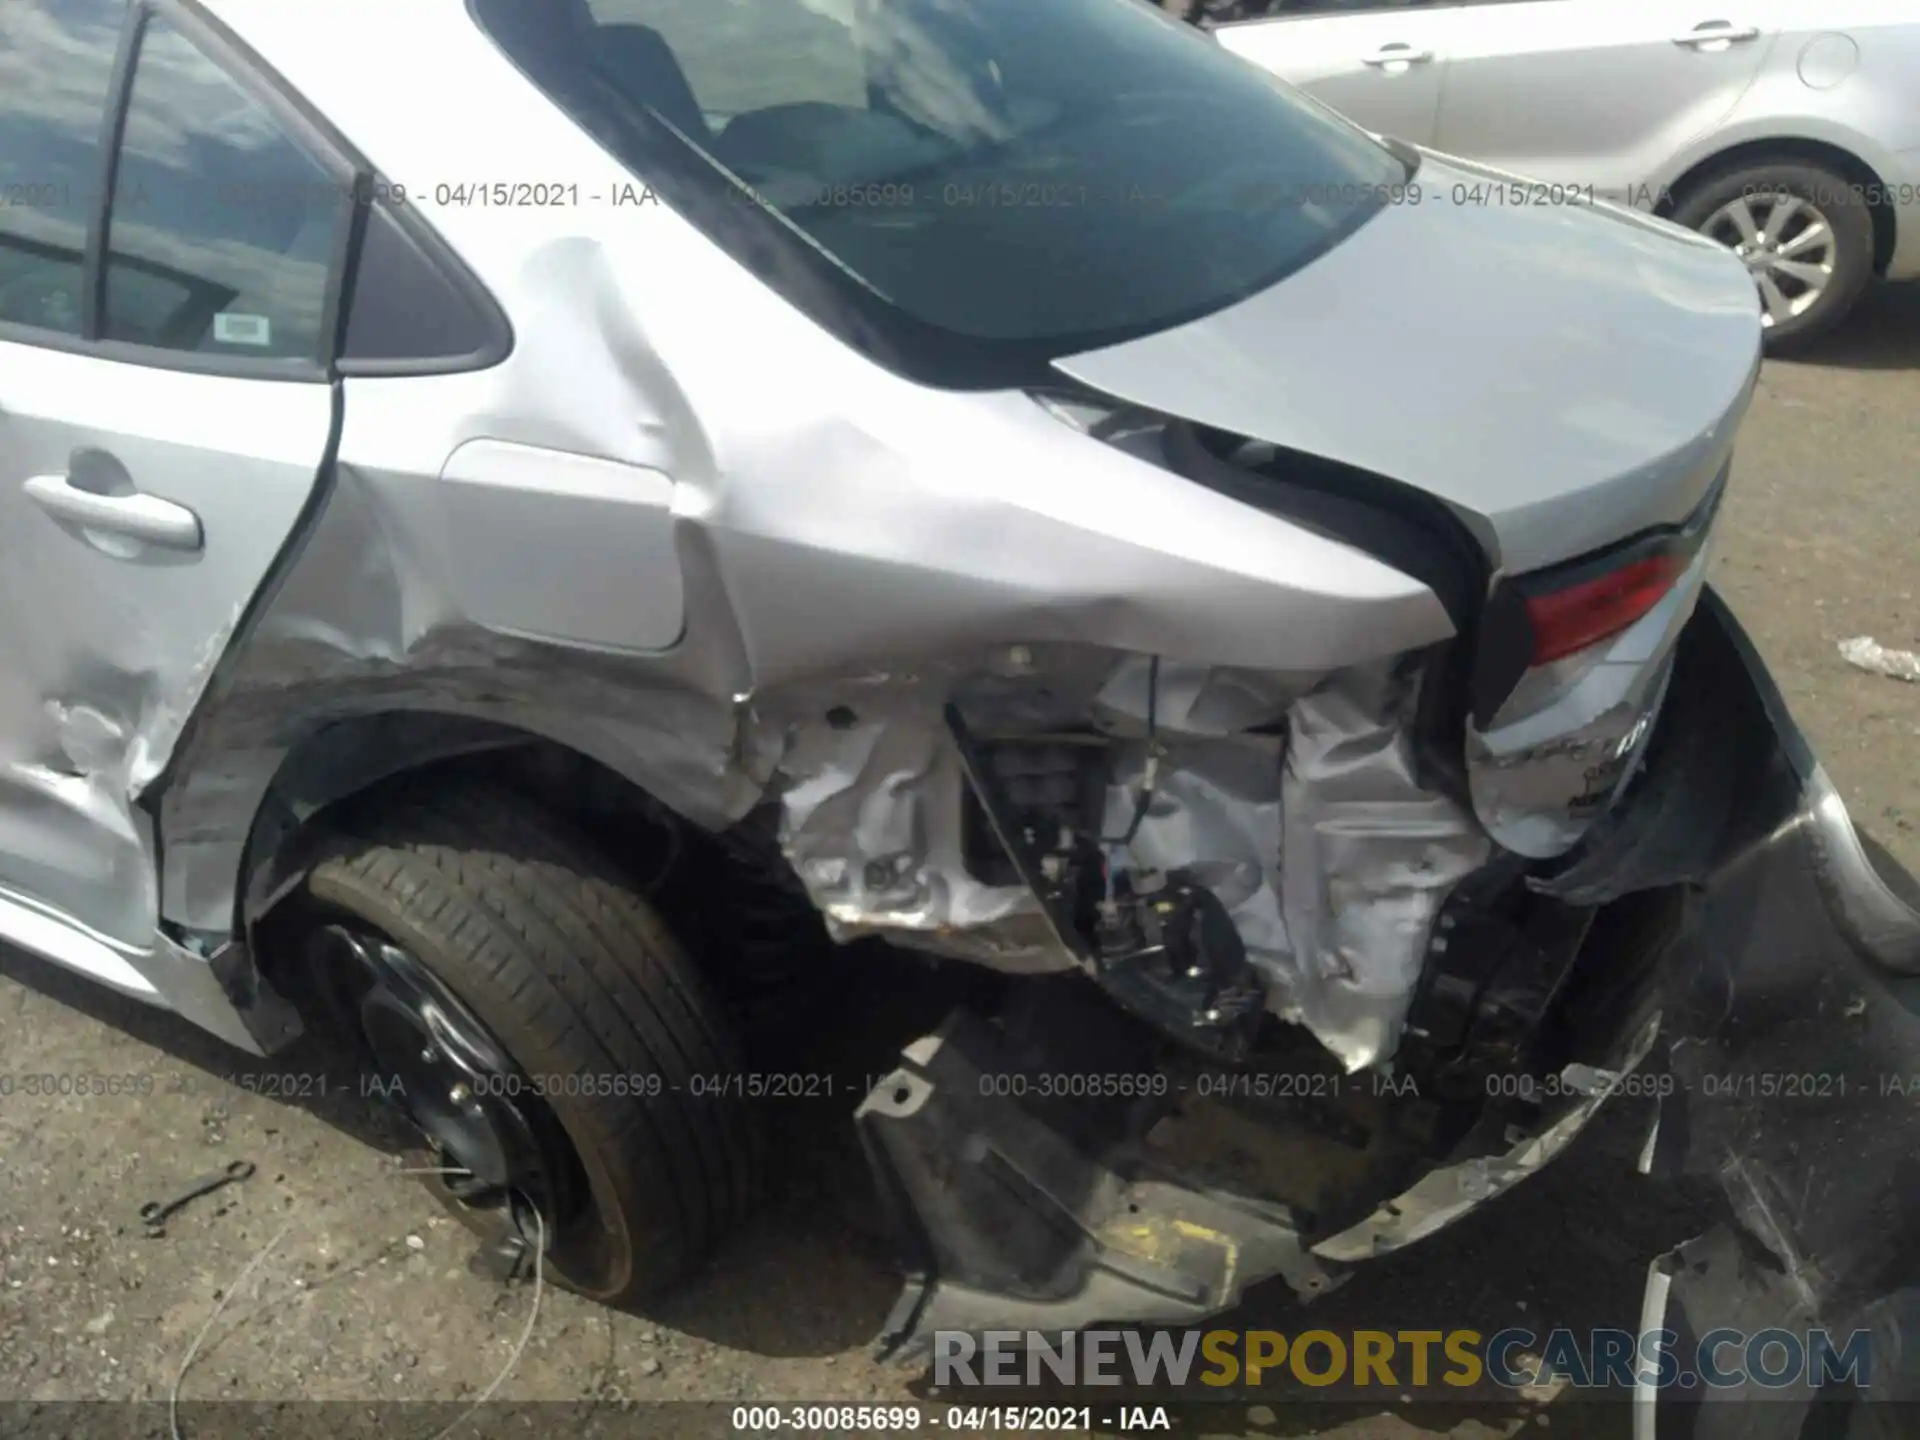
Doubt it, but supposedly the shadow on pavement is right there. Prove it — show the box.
[1788,280,1920,372]
[0,932,1718,1397]
[0,935,926,1360]
[0,941,407,1155]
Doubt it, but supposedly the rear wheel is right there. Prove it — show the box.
[1670,159,1876,353]
[285,779,760,1303]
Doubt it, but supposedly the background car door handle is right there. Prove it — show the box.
[23,474,204,552]
[1362,44,1434,68]
[1672,22,1760,47]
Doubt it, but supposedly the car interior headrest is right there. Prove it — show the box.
[590,23,710,144]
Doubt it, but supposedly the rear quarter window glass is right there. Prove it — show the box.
[338,197,510,371]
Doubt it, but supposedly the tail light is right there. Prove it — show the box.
[1469,468,1727,730]
[1523,552,1688,665]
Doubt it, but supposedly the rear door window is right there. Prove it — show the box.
[102,11,349,361]
[0,0,128,336]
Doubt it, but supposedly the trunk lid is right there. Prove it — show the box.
[1052,151,1763,577]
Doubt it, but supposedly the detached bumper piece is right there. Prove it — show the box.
[1638,797,1920,1439]
[856,996,1341,1363]
[1621,593,1920,1438]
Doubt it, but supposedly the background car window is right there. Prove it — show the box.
[0,0,128,336]
[103,14,344,361]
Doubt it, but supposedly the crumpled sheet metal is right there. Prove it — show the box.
[770,647,1492,1069]
[157,459,758,937]
[1275,661,1491,1070]
[775,699,1072,973]
[1098,658,1490,1071]
[1102,735,1289,985]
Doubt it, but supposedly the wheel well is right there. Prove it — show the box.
[1656,138,1898,275]
[244,729,696,942]
[239,723,842,1043]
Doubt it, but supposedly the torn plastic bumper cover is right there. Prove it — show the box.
[1629,599,1920,1435]
[856,996,1343,1360]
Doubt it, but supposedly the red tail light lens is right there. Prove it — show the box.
[1524,553,1687,665]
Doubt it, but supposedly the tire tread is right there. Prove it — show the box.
[300,779,759,1300]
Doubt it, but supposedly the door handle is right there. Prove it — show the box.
[1672,21,1760,47]
[1362,44,1435,68]
[24,473,203,552]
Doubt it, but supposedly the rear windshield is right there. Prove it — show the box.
[471,0,1411,387]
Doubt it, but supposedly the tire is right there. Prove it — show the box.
[1669,159,1876,353]
[293,778,761,1304]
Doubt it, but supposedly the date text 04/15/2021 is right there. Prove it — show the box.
[210,1070,898,1101]
[728,1404,1172,1432]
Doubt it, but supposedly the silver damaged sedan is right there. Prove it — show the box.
[2,0,1918,1423]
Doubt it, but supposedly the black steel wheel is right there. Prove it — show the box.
[309,919,591,1260]
[287,778,762,1304]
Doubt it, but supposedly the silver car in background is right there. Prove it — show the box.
[1190,0,1920,349]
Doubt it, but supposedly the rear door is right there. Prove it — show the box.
[1433,0,1781,201]
[0,0,348,960]
[1213,1,1453,146]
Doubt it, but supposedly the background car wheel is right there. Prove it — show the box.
[1670,160,1876,353]
[290,779,761,1304]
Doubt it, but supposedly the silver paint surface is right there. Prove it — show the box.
[0,339,331,963]
[0,0,1765,1079]
[1055,150,1762,576]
